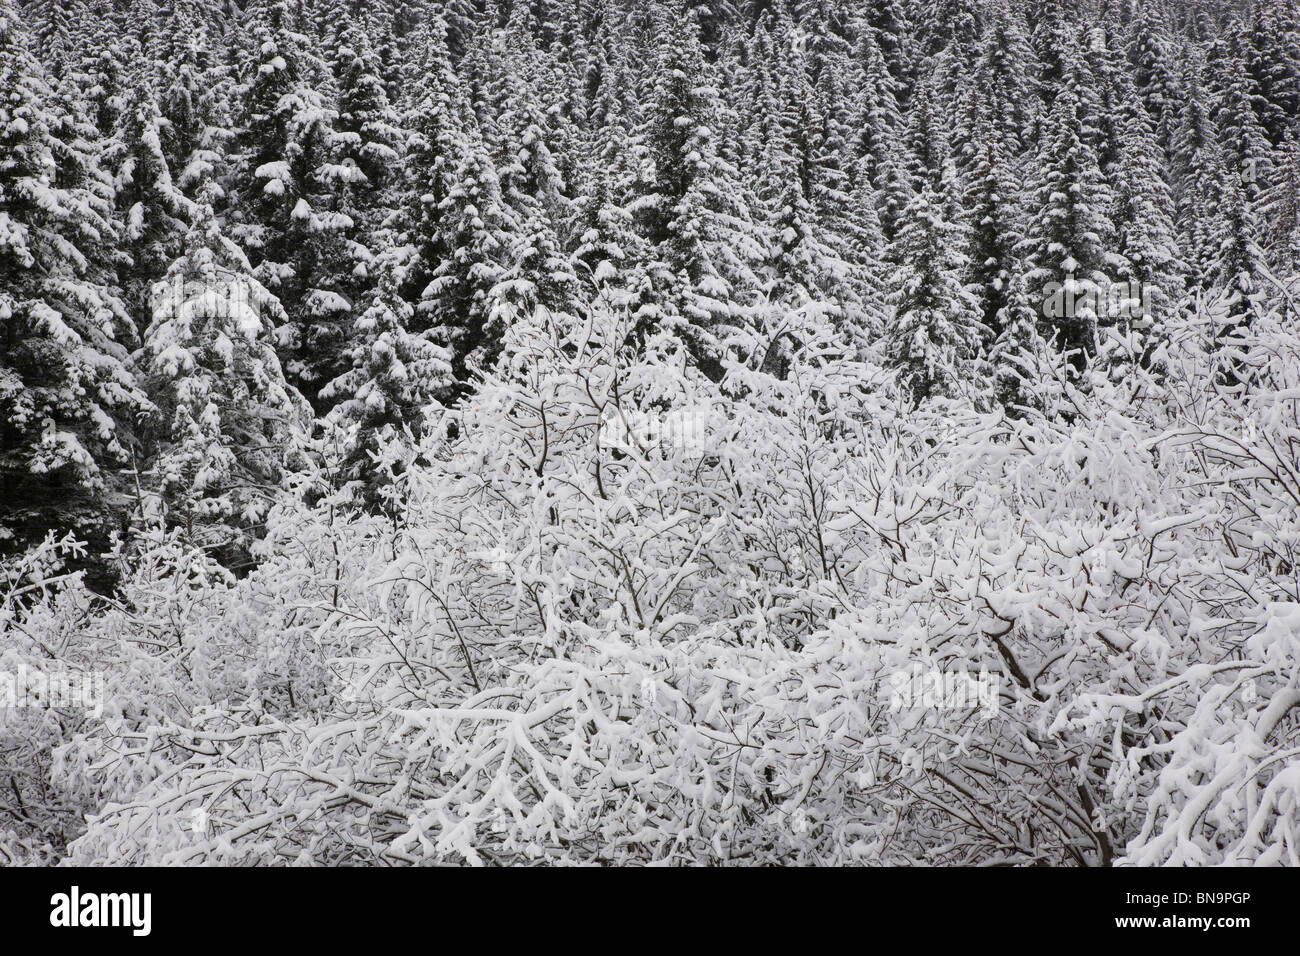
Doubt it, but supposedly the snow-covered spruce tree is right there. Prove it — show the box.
[226,0,354,410]
[153,0,234,202]
[632,5,764,381]
[328,16,404,259]
[102,76,196,346]
[416,123,518,391]
[745,11,859,349]
[18,0,88,75]
[989,270,1054,413]
[393,17,519,397]
[806,23,859,212]
[847,10,904,189]
[1018,81,1123,374]
[839,156,890,345]
[0,7,148,564]
[1028,0,1069,99]
[1084,20,1137,181]
[871,131,915,248]
[391,14,465,308]
[735,11,781,174]
[1210,23,1274,213]
[956,89,1025,350]
[921,0,982,62]
[319,247,452,510]
[1209,171,1270,387]
[1105,73,1184,368]
[1171,52,1227,291]
[807,32,888,342]
[138,188,310,569]
[75,27,137,146]
[1126,0,1184,164]
[901,62,955,195]
[1261,131,1300,279]
[484,14,582,326]
[967,1,1037,153]
[883,164,984,405]
[578,1,637,137]
[863,0,917,93]
[1246,0,1300,145]
[571,99,655,322]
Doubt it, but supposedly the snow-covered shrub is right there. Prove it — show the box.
[1,293,1294,866]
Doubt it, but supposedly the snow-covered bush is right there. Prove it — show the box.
[1,293,1295,866]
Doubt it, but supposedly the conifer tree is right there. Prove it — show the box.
[103,77,195,344]
[330,16,404,243]
[1018,82,1122,371]
[394,19,519,394]
[1261,132,1300,278]
[1127,1,1184,162]
[154,0,233,202]
[227,0,353,410]
[139,187,308,564]
[848,12,903,188]
[320,248,452,508]
[1108,75,1185,355]
[633,5,764,380]
[959,102,1024,349]
[487,13,581,324]
[0,7,148,557]
[1172,56,1228,291]
[1246,0,1300,144]
[884,165,983,404]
